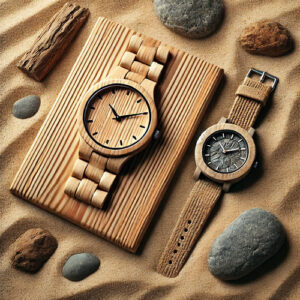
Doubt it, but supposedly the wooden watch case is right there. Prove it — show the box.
[194,118,256,185]
[78,78,158,157]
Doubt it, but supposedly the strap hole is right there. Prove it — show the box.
[173,250,177,254]
[169,260,172,264]
[177,243,181,246]
[188,220,192,224]
[184,228,188,232]
[180,236,184,240]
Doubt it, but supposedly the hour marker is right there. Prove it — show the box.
[205,154,210,157]
[126,90,130,95]
[112,89,115,94]
[90,106,95,110]
[133,135,137,140]
[208,162,212,165]
[230,134,234,140]
[92,132,98,136]
[222,133,225,138]
[226,167,229,172]
[140,125,145,128]
[241,157,246,160]
[142,112,148,115]
[234,163,238,168]
[98,95,102,99]
[87,120,93,123]
[212,137,217,141]
[216,165,219,170]
[241,148,246,150]
[238,139,242,142]
[120,140,123,145]
[207,144,211,147]
[106,139,109,144]
[137,99,142,103]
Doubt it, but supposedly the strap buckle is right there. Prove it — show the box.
[246,68,279,92]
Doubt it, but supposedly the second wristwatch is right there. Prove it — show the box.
[157,69,279,277]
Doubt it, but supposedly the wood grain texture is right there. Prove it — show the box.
[10,17,223,253]
[17,3,89,81]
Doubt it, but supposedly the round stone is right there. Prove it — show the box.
[154,0,224,39]
[208,208,285,280]
[13,95,40,119]
[62,253,100,281]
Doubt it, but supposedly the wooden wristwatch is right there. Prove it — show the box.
[64,35,169,209]
[157,69,279,277]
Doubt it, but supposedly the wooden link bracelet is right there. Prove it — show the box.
[65,35,169,209]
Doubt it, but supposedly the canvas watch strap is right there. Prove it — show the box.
[157,69,277,277]
[157,178,222,277]
[227,69,277,130]
[65,35,169,209]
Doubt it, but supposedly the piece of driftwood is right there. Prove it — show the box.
[17,3,89,81]
[11,17,223,253]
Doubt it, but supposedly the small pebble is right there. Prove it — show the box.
[13,95,40,119]
[154,0,224,39]
[62,253,100,281]
[11,228,58,273]
[239,21,293,57]
[208,208,285,280]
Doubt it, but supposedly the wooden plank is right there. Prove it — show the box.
[10,17,223,253]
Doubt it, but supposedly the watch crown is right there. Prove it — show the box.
[153,129,161,140]
[253,161,259,169]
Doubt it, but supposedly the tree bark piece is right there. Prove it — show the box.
[17,3,89,81]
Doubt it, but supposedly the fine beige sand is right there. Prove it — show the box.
[0,0,299,299]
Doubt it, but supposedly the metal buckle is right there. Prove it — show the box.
[246,68,279,92]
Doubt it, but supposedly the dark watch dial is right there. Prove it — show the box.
[202,130,249,174]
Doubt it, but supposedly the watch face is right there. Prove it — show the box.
[202,130,249,174]
[83,84,151,150]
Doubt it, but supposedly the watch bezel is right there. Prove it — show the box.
[78,78,157,157]
[195,123,256,183]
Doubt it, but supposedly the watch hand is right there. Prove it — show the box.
[219,142,226,154]
[109,104,121,121]
[225,148,240,153]
[112,112,148,120]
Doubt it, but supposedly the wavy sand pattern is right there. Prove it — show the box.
[0,0,299,299]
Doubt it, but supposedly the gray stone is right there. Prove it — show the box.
[154,0,224,39]
[62,253,100,281]
[13,95,40,119]
[208,208,285,280]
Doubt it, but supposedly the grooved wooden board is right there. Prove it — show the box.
[10,17,223,253]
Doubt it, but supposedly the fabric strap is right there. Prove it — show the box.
[228,77,272,130]
[157,178,222,278]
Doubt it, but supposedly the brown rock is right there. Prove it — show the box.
[11,228,58,273]
[239,21,293,57]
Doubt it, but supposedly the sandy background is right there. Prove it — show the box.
[0,0,299,299]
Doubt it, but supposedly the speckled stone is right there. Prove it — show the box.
[11,228,58,273]
[154,0,224,39]
[239,21,293,57]
[62,253,100,281]
[208,208,285,280]
[13,95,40,119]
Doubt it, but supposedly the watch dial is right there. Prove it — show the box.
[202,130,249,173]
[83,84,151,150]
